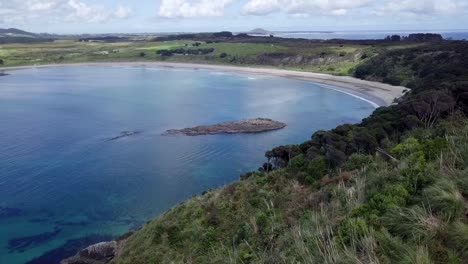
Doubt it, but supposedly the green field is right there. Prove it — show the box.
[0,39,380,76]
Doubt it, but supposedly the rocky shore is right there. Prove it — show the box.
[61,239,127,264]
[163,118,287,136]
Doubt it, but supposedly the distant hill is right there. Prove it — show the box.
[249,28,271,35]
[0,28,55,44]
[0,28,38,38]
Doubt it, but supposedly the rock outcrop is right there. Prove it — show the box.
[61,241,118,264]
[164,118,286,136]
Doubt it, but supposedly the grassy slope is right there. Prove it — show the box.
[116,117,468,264]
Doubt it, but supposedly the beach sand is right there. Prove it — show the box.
[1,62,409,107]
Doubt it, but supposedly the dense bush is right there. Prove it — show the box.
[265,42,468,174]
[156,48,215,57]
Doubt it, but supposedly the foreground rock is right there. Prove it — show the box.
[164,118,287,136]
[61,241,120,264]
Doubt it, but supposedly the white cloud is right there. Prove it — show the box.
[242,0,280,15]
[242,0,372,16]
[242,0,467,17]
[0,0,132,25]
[331,9,347,16]
[27,0,61,11]
[158,0,233,18]
[114,5,132,19]
[375,0,466,16]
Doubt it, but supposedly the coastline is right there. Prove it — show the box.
[1,62,409,107]
[2,63,408,264]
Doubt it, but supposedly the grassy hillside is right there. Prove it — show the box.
[113,41,468,264]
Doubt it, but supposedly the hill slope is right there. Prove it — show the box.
[0,28,38,37]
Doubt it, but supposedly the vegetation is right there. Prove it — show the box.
[0,34,403,76]
[2,31,467,263]
[116,117,468,264]
[113,40,468,263]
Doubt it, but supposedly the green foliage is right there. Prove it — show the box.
[289,154,306,170]
[400,246,434,264]
[369,184,410,213]
[381,206,441,242]
[447,222,468,259]
[392,138,423,158]
[116,119,468,264]
[421,138,447,160]
[344,153,373,171]
[423,179,464,221]
[306,155,328,183]
[400,151,434,193]
[338,217,370,245]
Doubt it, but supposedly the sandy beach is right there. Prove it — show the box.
[1,62,409,107]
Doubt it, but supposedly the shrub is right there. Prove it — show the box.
[338,217,370,245]
[256,212,269,233]
[421,138,447,160]
[306,155,328,183]
[344,154,373,171]
[392,138,422,158]
[0,58,3,65]
[400,151,434,193]
[423,179,464,221]
[369,184,410,213]
[219,53,228,58]
[400,246,434,264]
[352,205,380,225]
[201,227,218,247]
[381,206,441,243]
[140,52,146,57]
[290,154,306,170]
[447,222,468,259]
[156,50,173,56]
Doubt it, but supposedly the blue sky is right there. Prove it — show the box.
[0,0,467,34]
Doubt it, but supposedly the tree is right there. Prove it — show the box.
[156,50,173,56]
[410,91,456,128]
[213,31,233,38]
[385,35,401,42]
[407,33,443,42]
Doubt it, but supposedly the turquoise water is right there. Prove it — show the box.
[0,66,375,264]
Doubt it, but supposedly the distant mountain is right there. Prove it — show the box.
[0,28,38,38]
[249,28,271,35]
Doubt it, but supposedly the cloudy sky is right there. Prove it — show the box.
[0,0,467,34]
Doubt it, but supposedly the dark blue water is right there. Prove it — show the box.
[271,30,468,40]
[0,66,375,263]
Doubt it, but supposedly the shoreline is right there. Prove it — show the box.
[1,62,409,107]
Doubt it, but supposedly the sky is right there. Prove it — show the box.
[0,0,467,34]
